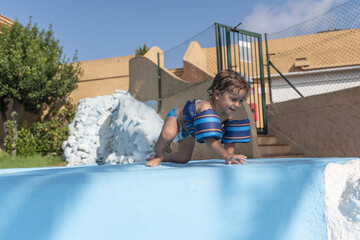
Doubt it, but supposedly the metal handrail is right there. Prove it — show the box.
[268,61,304,98]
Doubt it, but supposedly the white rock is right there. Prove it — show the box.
[325,158,360,240]
[77,141,91,153]
[66,155,81,166]
[62,91,163,166]
[67,135,77,147]
[97,112,111,126]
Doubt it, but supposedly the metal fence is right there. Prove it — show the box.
[214,23,267,134]
[162,23,268,134]
[266,0,360,103]
[160,0,360,133]
[164,25,216,72]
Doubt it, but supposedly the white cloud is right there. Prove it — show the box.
[242,0,347,34]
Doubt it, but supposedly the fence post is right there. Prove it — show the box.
[225,26,232,69]
[265,33,273,103]
[215,23,223,72]
[157,52,162,113]
[257,36,268,134]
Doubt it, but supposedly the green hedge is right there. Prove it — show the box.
[4,101,76,156]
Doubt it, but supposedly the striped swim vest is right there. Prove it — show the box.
[182,100,250,143]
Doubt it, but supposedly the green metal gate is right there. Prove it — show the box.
[215,23,268,134]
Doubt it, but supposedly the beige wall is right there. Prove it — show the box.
[70,55,134,103]
[69,47,166,103]
[268,86,360,157]
[183,41,214,82]
[0,55,133,143]
[129,55,260,159]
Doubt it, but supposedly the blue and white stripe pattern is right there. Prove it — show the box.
[182,99,251,144]
[222,119,251,143]
[194,109,223,143]
[182,100,197,136]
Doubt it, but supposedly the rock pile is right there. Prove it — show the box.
[62,91,163,166]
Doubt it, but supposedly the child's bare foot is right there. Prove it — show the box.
[145,158,162,167]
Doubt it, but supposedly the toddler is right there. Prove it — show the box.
[146,69,251,167]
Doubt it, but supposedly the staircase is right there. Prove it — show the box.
[258,135,304,158]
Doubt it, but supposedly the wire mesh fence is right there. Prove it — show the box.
[162,23,268,133]
[266,0,360,102]
[163,24,218,82]
[159,0,360,133]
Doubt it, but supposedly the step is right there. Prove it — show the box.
[258,144,291,155]
[257,135,278,145]
[260,153,305,158]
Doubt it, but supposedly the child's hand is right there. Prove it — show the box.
[225,155,247,165]
[145,155,162,167]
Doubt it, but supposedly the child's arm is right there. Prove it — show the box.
[224,142,235,154]
[204,138,247,164]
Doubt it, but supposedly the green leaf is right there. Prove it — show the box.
[0,17,82,156]
[135,43,150,56]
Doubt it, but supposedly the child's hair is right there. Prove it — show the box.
[207,69,250,99]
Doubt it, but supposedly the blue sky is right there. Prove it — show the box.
[2,0,346,62]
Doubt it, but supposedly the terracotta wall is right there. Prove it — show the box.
[268,86,360,157]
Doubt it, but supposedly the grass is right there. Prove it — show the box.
[0,151,66,169]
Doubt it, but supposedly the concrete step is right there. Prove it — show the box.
[260,153,305,158]
[257,135,278,145]
[257,134,305,158]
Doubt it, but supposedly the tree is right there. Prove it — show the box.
[135,43,150,56]
[0,18,82,156]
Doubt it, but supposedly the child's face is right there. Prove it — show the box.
[215,89,247,115]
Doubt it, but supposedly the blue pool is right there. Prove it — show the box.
[0,158,356,240]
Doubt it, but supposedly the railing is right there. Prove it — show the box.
[215,23,268,134]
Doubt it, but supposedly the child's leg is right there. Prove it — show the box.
[146,116,178,167]
[162,136,195,164]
